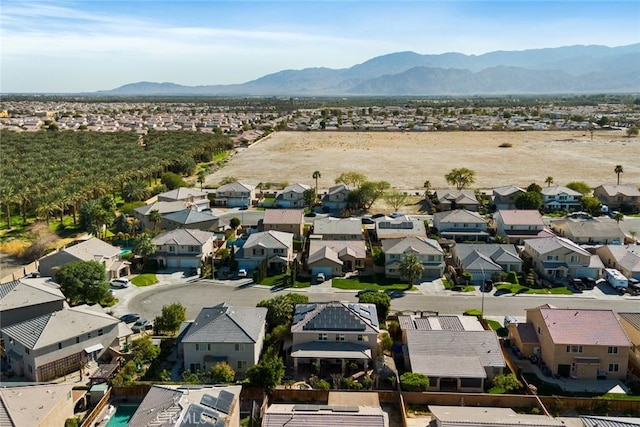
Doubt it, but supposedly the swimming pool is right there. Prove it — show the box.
[106,404,138,427]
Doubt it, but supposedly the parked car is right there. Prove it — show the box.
[316,273,326,283]
[627,278,640,296]
[356,288,377,297]
[361,217,375,225]
[570,279,584,293]
[481,280,493,293]
[119,313,140,324]
[131,318,153,333]
[237,269,248,278]
[110,277,131,288]
[580,277,596,290]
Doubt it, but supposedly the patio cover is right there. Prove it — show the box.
[291,341,371,360]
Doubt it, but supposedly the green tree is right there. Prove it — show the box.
[245,353,285,392]
[79,199,111,236]
[335,171,367,188]
[219,176,237,185]
[154,302,187,335]
[123,180,149,202]
[312,170,321,195]
[492,373,523,392]
[149,209,163,230]
[55,260,110,305]
[444,167,475,190]
[566,181,591,195]
[131,336,160,363]
[229,217,241,230]
[384,189,408,211]
[161,172,187,190]
[614,165,624,185]
[303,188,317,209]
[348,181,390,210]
[613,212,624,224]
[399,253,424,288]
[210,361,236,384]
[581,196,602,215]
[544,176,554,187]
[400,372,430,391]
[515,191,543,210]
[113,213,132,234]
[134,232,156,265]
[197,170,207,190]
[257,293,309,328]
[626,126,639,138]
[359,291,391,322]
[526,183,542,194]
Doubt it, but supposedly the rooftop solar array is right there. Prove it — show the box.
[303,306,366,331]
[180,403,224,427]
[349,303,378,327]
[378,221,413,229]
[438,316,464,331]
[292,405,360,413]
[200,390,235,415]
[292,304,317,325]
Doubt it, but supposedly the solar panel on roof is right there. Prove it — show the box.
[200,394,219,410]
[330,406,360,413]
[214,390,235,414]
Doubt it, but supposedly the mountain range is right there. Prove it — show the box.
[100,44,640,96]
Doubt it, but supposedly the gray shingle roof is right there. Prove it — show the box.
[313,218,362,236]
[135,201,187,216]
[181,303,267,344]
[217,182,255,192]
[243,230,293,250]
[455,244,521,271]
[163,209,221,225]
[291,302,379,333]
[433,209,486,224]
[541,185,582,197]
[553,216,624,239]
[525,235,591,257]
[0,278,65,312]
[158,187,208,201]
[152,229,216,246]
[382,237,443,255]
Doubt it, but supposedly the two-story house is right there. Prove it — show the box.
[289,302,379,374]
[523,235,604,282]
[321,184,350,213]
[235,230,294,273]
[0,277,65,328]
[494,210,551,244]
[313,218,363,240]
[214,182,256,208]
[451,244,522,285]
[593,185,640,213]
[432,209,489,242]
[509,305,630,380]
[151,229,217,270]
[180,303,267,376]
[595,245,640,280]
[551,213,625,244]
[157,187,210,212]
[134,201,189,230]
[38,238,131,280]
[492,185,526,210]
[307,239,367,279]
[382,237,445,280]
[1,304,132,382]
[276,183,311,208]
[434,190,479,212]
[162,208,228,233]
[541,185,583,212]
[261,209,304,239]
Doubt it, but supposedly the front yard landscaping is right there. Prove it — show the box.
[259,273,311,289]
[332,274,416,291]
[495,283,572,295]
[132,274,158,287]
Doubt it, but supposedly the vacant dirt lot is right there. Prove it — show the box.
[208,131,640,190]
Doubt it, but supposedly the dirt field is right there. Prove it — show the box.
[207,131,640,190]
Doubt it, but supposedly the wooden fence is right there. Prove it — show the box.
[80,387,112,427]
[0,260,39,284]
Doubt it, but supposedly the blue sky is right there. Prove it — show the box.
[2,1,639,93]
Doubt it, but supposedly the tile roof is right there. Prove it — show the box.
[135,201,188,216]
[307,246,342,265]
[291,302,379,333]
[308,240,366,262]
[151,229,216,246]
[455,244,521,271]
[62,238,120,261]
[313,218,362,236]
[263,209,304,225]
[525,235,591,256]
[382,237,443,255]
[541,185,582,197]
[243,230,293,250]
[158,187,208,201]
[595,185,640,197]
[264,404,385,427]
[429,406,566,426]
[181,303,267,344]
[2,304,120,350]
[163,209,221,225]
[600,245,640,273]
[217,181,255,192]
[531,307,631,346]
[515,323,540,344]
[497,210,544,226]
[0,278,65,312]
[433,209,486,224]
[618,312,640,332]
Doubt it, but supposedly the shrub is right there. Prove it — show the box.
[309,375,330,390]
[340,377,363,390]
[161,172,187,190]
[360,375,373,390]
[492,373,522,392]
[506,271,519,285]
[499,142,513,148]
[400,372,430,391]
[210,361,236,384]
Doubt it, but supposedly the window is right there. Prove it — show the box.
[335,334,345,341]
[537,327,541,334]
[8,338,14,345]
[58,343,62,350]
[357,334,364,341]
[189,246,198,252]
[190,363,201,372]
[87,333,91,339]
[318,333,328,341]
[608,346,618,354]
[609,363,619,372]
[235,344,245,352]
[76,337,80,344]
[25,347,30,354]
[169,246,175,252]
[237,360,247,370]
[566,345,583,353]
[28,365,33,374]
[98,329,103,336]
[569,256,578,263]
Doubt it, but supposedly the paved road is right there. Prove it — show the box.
[118,276,640,321]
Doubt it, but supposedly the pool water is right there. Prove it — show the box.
[106,404,138,427]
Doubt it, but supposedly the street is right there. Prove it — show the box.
[116,275,640,322]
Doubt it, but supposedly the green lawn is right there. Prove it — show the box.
[132,274,158,287]
[332,275,415,291]
[495,283,572,295]
[259,273,310,288]
[486,319,502,330]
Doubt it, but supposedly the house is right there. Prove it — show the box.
[494,209,551,244]
[289,302,379,374]
[451,244,522,284]
[235,230,294,273]
[180,303,267,375]
[1,304,132,382]
[162,208,228,232]
[508,306,630,380]
[321,184,350,213]
[0,383,77,427]
[593,185,640,213]
[38,238,130,280]
[432,209,489,242]
[261,209,304,239]
[307,240,367,278]
[523,235,604,282]
[492,185,525,210]
[151,229,217,270]
[551,213,625,244]
[0,277,65,328]
[541,185,583,212]
[313,218,363,240]
[128,384,241,427]
[595,245,640,279]
[434,190,479,212]
[134,201,188,230]
[264,402,387,427]
[157,187,210,212]
[618,313,640,373]
[373,218,426,241]
[383,237,445,280]
[214,182,256,208]
[276,183,311,208]
[400,314,505,392]
[428,406,566,427]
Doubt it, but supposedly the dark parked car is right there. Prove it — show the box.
[119,313,140,324]
[131,318,153,333]
[570,279,584,293]
[580,277,596,290]
[480,280,493,293]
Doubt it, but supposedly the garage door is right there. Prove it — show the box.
[167,258,180,268]
[181,259,200,269]
[312,266,333,279]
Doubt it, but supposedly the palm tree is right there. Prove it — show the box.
[312,171,321,197]
[423,180,432,199]
[133,232,156,267]
[149,209,163,231]
[399,253,424,289]
[197,170,207,190]
[0,183,17,230]
[613,212,624,224]
[544,176,554,187]
[614,165,624,185]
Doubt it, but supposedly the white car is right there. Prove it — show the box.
[238,269,248,278]
[110,278,131,288]
[317,273,326,283]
